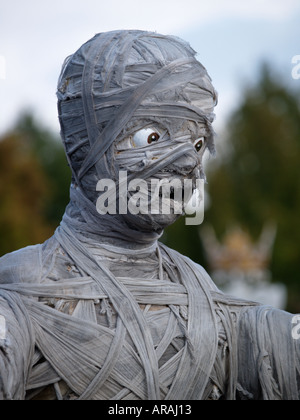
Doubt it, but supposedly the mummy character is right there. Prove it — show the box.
[0,30,299,400]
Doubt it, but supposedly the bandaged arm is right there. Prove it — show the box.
[0,291,34,399]
[237,305,300,400]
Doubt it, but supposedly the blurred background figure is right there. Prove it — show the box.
[200,224,287,309]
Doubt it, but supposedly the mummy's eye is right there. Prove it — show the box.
[132,128,160,147]
[194,137,205,153]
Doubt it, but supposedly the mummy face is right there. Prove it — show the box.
[114,118,209,231]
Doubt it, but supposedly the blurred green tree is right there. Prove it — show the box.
[14,114,71,225]
[202,64,300,311]
[0,113,71,255]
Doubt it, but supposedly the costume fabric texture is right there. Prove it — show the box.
[0,30,299,400]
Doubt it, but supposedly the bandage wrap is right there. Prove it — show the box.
[56,30,218,242]
[57,30,217,182]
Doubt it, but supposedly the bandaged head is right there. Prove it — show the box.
[57,30,217,243]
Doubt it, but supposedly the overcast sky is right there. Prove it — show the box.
[1,0,300,137]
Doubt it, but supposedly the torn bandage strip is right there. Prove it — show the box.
[0,315,6,340]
